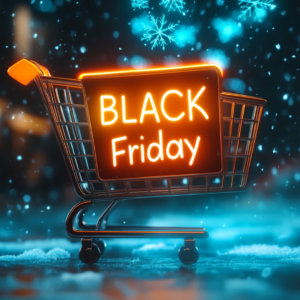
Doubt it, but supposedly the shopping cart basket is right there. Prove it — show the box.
[8,59,266,264]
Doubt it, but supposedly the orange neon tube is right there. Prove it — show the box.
[78,63,223,79]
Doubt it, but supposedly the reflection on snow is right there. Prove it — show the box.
[132,242,176,254]
[61,271,103,289]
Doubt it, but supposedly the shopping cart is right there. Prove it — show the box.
[8,59,266,264]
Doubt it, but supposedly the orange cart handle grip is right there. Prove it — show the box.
[7,59,50,86]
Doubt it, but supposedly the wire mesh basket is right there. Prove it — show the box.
[8,59,267,265]
[8,59,266,201]
[35,75,266,200]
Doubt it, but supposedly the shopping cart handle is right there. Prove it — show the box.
[7,59,50,86]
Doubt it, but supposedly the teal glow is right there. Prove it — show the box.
[130,14,151,35]
[200,49,230,69]
[223,78,246,94]
[212,18,243,43]
[131,0,148,10]
[174,25,198,48]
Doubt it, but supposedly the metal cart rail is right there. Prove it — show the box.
[8,59,266,264]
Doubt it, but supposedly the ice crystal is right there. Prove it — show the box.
[131,0,149,9]
[237,0,276,21]
[159,0,186,13]
[141,14,178,50]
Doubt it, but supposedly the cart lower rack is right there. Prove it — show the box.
[8,59,266,264]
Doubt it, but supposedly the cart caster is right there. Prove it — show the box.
[79,239,101,264]
[92,238,106,255]
[178,239,199,265]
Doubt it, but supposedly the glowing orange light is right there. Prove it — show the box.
[7,59,40,86]
[184,137,200,165]
[140,93,160,123]
[161,90,185,122]
[78,63,223,79]
[99,89,210,126]
[101,95,118,126]
[141,144,145,163]
[6,109,51,136]
[166,139,184,160]
[129,145,139,165]
[79,63,223,180]
[111,131,201,166]
[188,87,208,121]
[122,96,137,124]
[112,136,127,167]
[147,130,164,162]
[7,59,224,180]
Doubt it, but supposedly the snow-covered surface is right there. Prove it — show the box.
[0,241,300,299]
[219,244,300,265]
[1,242,300,265]
[0,238,80,252]
[0,248,70,262]
[221,244,300,258]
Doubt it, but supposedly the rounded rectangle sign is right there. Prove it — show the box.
[81,65,223,181]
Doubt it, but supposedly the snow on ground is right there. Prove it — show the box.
[0,238,79,252]
[219,244,300,264]
[221,244,300,257]
[0,248,70,262]
[1,240,300,265]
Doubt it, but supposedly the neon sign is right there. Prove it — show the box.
[81,65,223,181]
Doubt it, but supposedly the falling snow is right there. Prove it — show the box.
[141,14,178,50]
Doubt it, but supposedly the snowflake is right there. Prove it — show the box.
[141,14,178,50]
[159,0,186,13]
[237,0,276,21]
[131,0,149,9]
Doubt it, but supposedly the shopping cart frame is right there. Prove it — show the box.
[8,59,267,264]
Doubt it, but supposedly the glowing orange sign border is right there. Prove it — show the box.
[79,64,223,79]
[80,64,224,182]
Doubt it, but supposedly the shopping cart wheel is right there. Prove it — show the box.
[178,239,199,265]
[92,238,106,255]
[79,239,101,264]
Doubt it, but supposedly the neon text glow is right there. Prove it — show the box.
[102,88,207,167]
[112,131,200,167]
[101,88,208,126]
[82,65,223,180]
